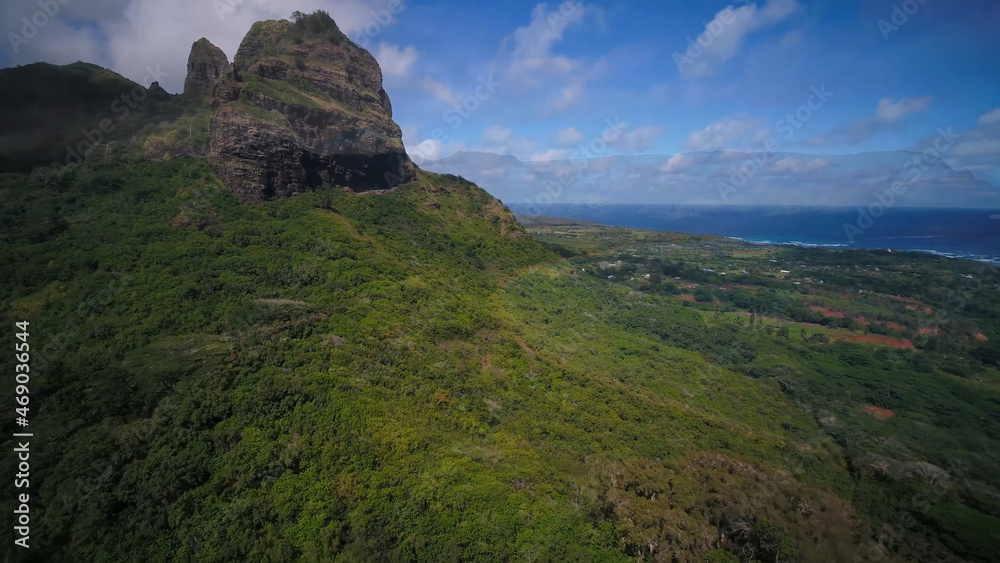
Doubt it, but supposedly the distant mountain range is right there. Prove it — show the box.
[418,150,1000,210]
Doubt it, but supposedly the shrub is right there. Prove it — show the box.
[289,10,345,45]
[694,287,715,302]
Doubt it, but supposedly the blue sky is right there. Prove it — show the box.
[366,0,1000,177]
[3,0,999,195]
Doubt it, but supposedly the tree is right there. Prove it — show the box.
[694,287,714,303]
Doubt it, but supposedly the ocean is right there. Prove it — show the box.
[509,204,1000,264]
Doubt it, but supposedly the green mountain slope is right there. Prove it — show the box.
[0,62,177,173]
[0,154,563,561]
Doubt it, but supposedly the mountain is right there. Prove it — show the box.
[209,12,416,200]
[0,62,176,172]
[420,150,1000,210]
[184,38,229,102]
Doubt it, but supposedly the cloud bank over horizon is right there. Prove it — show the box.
[420,148,999,209]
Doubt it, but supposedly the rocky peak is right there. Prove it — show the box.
[147,81,171,102]
[208,11,416,201]
[184,38,229,101]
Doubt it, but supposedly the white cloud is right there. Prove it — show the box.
[420,77,460,104]
[805,96,932,147]
[483,125,514,146]
[660,154,694,174]
[612,124,666,151]
[874,96,933,123]
[683,115,761,151]
[480,125,537,155]
[375,43,418,78]
[473,2,612,118]
[978,108,1000,127]
[529,148,572,161]
[501,1,602,112]
[952,139,1000,157]
[404,126,465,164]
[409,138,445,163]
[556,126,585,146]
[510,1,586,74]
[940,107,1000,182]
[551,80,585,110]
[679,0,800,79]
[773,157,830,173]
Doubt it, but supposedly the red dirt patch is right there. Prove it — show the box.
[676,294,723,305]
[888,296,933,313]
[919,327,940,336]
[835,334,915,349]
[855,316,871,326]
[975,332,990,342]
[885,322,905,331]
[810,306,846,318]
[862,405,895,420]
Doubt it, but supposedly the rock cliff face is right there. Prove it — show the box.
[207,13,416,201]
[183,38,229,101]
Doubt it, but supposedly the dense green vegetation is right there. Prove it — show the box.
[288,10,347,45]
[1,152,570,561]
[1,27,998,560]
[4,147,998,561]
[524,221,1000,561]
